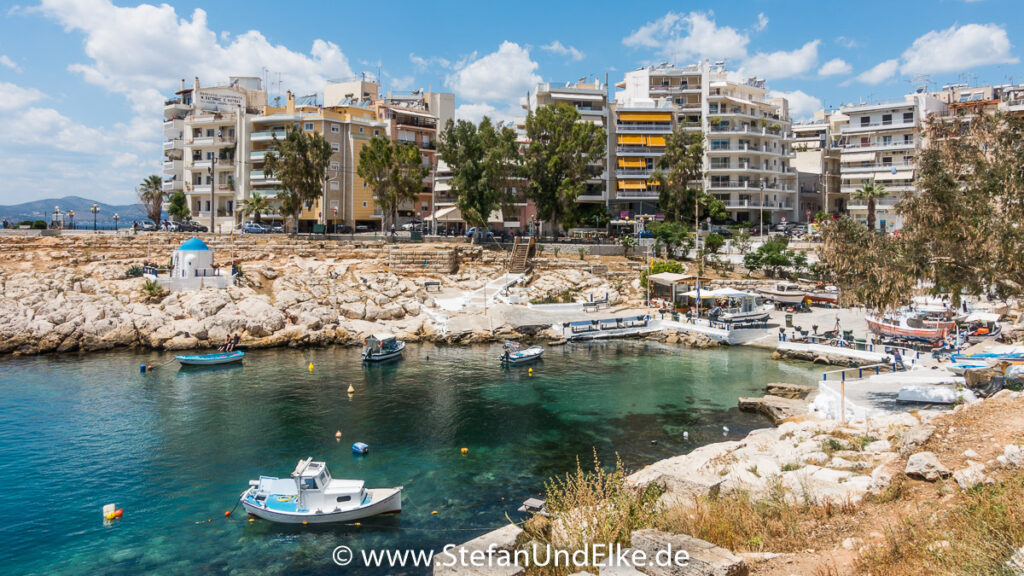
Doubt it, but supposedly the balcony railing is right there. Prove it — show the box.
[251,130,288,141]
[842,140,915,150]
[616,168,655,178]
[709,125,784,136]
[162,180,183,192]
[616,145,665,155]
[189,135,235,147]
[163,160,182,173]
[616,123,673,132]
[163,139,183,151]
[843,120,915,132]
[615,190,660,199]
[722,200,794,210]
[708,181,794,192]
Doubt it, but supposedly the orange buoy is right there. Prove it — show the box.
[224,510,231,517]
[248,518,255,523]
[114,509,123,518]
[460,447,468,455]
[335,430,343,439]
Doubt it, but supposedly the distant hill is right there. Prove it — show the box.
[0,196,154,225]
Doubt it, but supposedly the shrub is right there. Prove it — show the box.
[141,279,166,301]
[577,246,588,261]
[32,220,47,229]
[705,233,725,254]
[125,265,144,278]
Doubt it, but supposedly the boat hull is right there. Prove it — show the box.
[866,316,954,342]
[807,292,839,305]
[241,487,402,524]
[362,342,405,362]
[758,290,807,305]
[501,347,544,365]
[176,351,245,365]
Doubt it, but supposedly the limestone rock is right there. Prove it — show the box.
[737,395,806,425]
[953,463,987,490]
[900,425,936,455]
[630,529,748,576]
[905,452,951,481]
[765,383,816,399]
[1004,444,1024,467]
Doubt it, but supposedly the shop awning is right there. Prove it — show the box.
[647,272,694,285]
[429,206,461,222]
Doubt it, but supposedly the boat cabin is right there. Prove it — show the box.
[289,458,367,512]
[366,333,398,352]
[773,282,803,294]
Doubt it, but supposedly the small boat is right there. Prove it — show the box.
[240,458,402,524]
[176,350,245,366]
[807,285,840,306]
[758,282,808,305]
[706,289,772,324]
[960,311,1003,339]
[866,312,956,343]
[362,333,405,362]
[500,341,544,365]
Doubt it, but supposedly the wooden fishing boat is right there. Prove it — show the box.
[361,333,405,362]
[176,350,245,366]
[500,341,544,365]
[758,282,808,305]
[866,313,956,343]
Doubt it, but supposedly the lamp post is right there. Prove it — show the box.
[90,203,99,233]
[759,182,765,244]
[208,156,217,233]
[68,209,75,230]
[53,206,60,229]
[113,213,120,233]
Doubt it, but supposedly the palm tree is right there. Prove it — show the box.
[852,182,888,232]
[137,174,165,223]
[242,192,269,223]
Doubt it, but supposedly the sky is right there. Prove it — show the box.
[0,0,1020,205]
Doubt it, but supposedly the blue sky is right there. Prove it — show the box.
[0,0,1020,205]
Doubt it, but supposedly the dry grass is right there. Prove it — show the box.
[857,475,1024,575]
[655,477,853,554]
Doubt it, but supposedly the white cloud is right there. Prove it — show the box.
[623,11,749,62]
[769,89,822,121]
[111,152,140,168]
[900,23,1018,75]
[446,41,540,107]
[854,59,899,85]
[0,55,20,72]
[740,40,819,80]
[835,36,859,49]
[454,102,497,123]
[388,75,415,91]
[541,41,584,62]
[5,106,113,153]
[754,13,768,32]
[818,58,852,77]
[0,81,46,111]
[409,52,451,70]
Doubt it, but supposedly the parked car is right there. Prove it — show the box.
[243,222,267,234]
[335,224,353,234]
[355,225,372,233]
[400,219,423,231]
[139,220,157,232]
[177,221,208,233]
[270,224,285,233]
[464,227,494,239]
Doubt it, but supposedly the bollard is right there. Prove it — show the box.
[876,365,880,375]
[841,370,845,382]
[858,368,863,379]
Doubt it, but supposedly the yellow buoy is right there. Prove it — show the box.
[308,362,314,373]
[347,384,355,394]
[335,430,342,439]
[528,368,533,376]
[354,522,361,526]
[248,518,255,523]
[302,520,308,525]
[461,447,468,455]
[432,510,438,515]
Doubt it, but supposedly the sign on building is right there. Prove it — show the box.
[197,90,245,112]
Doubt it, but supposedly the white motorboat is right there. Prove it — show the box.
[361,333,405,362]
[758,282,808,305]
[706,288,772,324]
[176,350,244,366]
[500,341,544,365]
[240,458,402,524]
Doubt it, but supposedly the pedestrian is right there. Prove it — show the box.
[894,349,905,371]
[132,221,138,235]
[390,223,396,237]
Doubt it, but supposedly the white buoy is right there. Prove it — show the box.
[722,426,729,435]
[683,431,689,440]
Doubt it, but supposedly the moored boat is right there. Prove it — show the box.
[500,341,544,365]
[240,458,402,524]
[758,282,807,305]
[866,312,956,343]
[807,286,840,306]
[176,350,245,366]
[361,333,405,362]
[706,288,772,324]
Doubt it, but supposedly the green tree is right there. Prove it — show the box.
[647,220,694,260]
[851,182,888,233]
[817,217,915,309]
[437,117,519,240]
[241,192,270,224]
[523,103,606,230]
[651,128,724,224]
[733,230,753,259]
[620,234,638,259]
[276,191,302,234]
[357,136,427,232]
[167,191,190,222]
[137,174,165,223]
[743,237,802,278]
[263,127,332,232]
[705,232,725,254]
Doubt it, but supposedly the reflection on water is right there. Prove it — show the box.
[0,341,818,575]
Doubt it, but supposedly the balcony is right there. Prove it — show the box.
[649,85,701,94]
[163,118,183,137]
[841,163,915,174]
[722,200,793,211]
[616,168,655,179]
[163,160,182,173]
[188,135,235,147]
[1000,99,1024,113]
[708,180,794,192]
[250,150,271,162]
[616,145,664,156]
[708,143,784,155]
[250,171,280,184]
[162,180,182,192]
[616,123,673,133]
[189,114,235,125]
[842,120,916,134]
[164,99,189,118]
[709,125,785,137]
[251,130,289,142]
[163,139,183,152]
[842,140,915,152]
[575,105,606,116]
[615,190,660,200]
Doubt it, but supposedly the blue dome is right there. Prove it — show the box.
[177,238,209,251]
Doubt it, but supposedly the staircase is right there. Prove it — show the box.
[508,237,533,274]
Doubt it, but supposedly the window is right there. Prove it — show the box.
[330,181,339,190]
[331,142,340,152]
[903,112,913,123]
[882,136,892,146]
[710,158,730,169]
[359,127,364,134]
[710,139,729,150]
[904,134,913,144]
[336,496,351,503]
[330,161,340,172]
[882,114,892,125]
[374,130,380,136]
[882,157,892,166]
[207,129,214,137]
[362,201,368,207]
[860,117,870,126]
[301,477,318,490]
[331,124,340,133]
[304,122,314,131]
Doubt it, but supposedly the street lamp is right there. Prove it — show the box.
[759,181,765,244]
[68,209,75,230]
[90,203,99,233]
[113,213,120,233]
[53,206,60,229]
[208,156,217,233]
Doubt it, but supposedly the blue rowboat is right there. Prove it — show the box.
[176,350,245,366]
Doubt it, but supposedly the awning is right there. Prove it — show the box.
[876,171,914,181]
[617,180,648,190]
[619,158,646,168]
[551,92,603,101]
[619,112,671,122]
[487,210,503,224]
[385,107,437,119]
[647,272,694,284]
[843,151,876,163]
[430,206,461,222]
[618,134,645,145]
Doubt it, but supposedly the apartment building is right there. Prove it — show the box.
[374,89,455,222]
[250,90,388,232]
[613,63,798,225]
[163,76,267,232]
[836,94,945,232]
[792,110,845,219]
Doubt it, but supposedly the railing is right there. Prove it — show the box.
[710,125,784,136]
[616,123,673,132]
[708,181,794,191]
[615,190,660,199]
[616,145,665,154]
[189,136,235,147]
[842,140,915,150]
[163,139,183,151]
[251,130,288,140]
[844,120,915,130]
[722,200,793,209]
[616,168,655,177]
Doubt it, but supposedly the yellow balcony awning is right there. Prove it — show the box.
[618,134,645,145]
[619,112,671,122]
[648,136,666,147]
[618,158,646,168]
[617,180,648,190]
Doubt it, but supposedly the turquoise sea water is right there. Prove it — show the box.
[0,341,819,575]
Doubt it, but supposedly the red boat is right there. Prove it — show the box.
[866,313,956,342]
